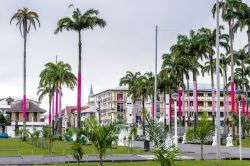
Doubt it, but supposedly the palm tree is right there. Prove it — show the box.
[137,74,151,136]
[55,5,106,128]
[220,53,230,128]
[120,71,141,124]
[83,118,121,166]
[186,113,215,160]
[10,8,40,140]
[198,26,229,121]
[144,72,155,120]
[212,0,244,114]
[38,62,76,134]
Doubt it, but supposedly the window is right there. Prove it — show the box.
[117,103,124,112]
[117,93,123,101]
[26,112,29,121]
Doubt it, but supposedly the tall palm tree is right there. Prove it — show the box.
[120,71,141,124]
[212,0,244,113]
[198,26,229,121]
[10,8,40,140]
[137,74,151,136]
[145,72,155,120]
[220,53,230,126]
[55,5,106,128]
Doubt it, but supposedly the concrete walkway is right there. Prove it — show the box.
[1,143,249,165]
[0,154,193,165]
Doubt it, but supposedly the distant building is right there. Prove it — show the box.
[61,85,98,132]
[94,87,128,124]
[0,98,46,137]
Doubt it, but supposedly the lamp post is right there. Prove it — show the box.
[236,89,244,161]
[171,93,178,147]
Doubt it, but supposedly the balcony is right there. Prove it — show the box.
[10,121,46,126]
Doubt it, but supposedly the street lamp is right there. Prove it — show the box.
[236,89,244,161]
[171,92,178,147]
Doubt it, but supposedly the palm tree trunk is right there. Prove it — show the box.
[201,143,204,160]
[193,70,198,128]
[187,78,190,126]
[151,96,154,121]
[229,21,235,115]
[223,68,227,135]
[169,91,172,133]
[77,30,82,129]
[59,89,62,135]
[163,90,167,129]
[22,20,27,141]
[133,100,136,124]
[210,55,215,123]
[52,93,55,135]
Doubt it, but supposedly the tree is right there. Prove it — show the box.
[120,71,141,124]
[199,26,229,121]
[72,142,84,165]
[10,7,40,141]
[55,5,106,128]
[83,118,121,166]
[212,0,244,114]
[38,62,76,134]
[144,111,179,166]
[127,123,137,151]
[186,113,215,160]
[137,74,151,136]
[0,113,8,133]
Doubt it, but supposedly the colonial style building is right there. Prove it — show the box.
[0,97,46,137]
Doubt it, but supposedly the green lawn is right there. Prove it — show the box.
[46,160,250,166]
[0,138,147,156]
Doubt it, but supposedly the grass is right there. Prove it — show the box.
[0,138,147,156]
[45,160,250,166]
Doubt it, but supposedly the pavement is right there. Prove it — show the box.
[0,143,250,165]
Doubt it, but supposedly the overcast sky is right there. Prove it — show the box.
[0,0,249,110]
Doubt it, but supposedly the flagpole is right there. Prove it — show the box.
[154,25,158,121]
[215,0,221,161]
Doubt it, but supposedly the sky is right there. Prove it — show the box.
[0,0,249,111]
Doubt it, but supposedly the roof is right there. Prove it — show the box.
[89,84,94,97]
[185,83,228,92]
[82,106,97,113]
[64,105,89,114]
[93,86,128,96]
[6,100,46,113]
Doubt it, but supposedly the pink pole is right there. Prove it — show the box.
[23,95,26,119]
[178,86,182,116]
[196,84,198,112]
[231,82,235,112]
[77,73,82,113]
[55,89,59,117]
[169,95,172,123]
[242,97,245,116]
[49,98,51,125]
[152,101,154,120]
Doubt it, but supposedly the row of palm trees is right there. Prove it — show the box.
[9,5,106,137]
[37,62,76,134]
[120,0,250,132]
